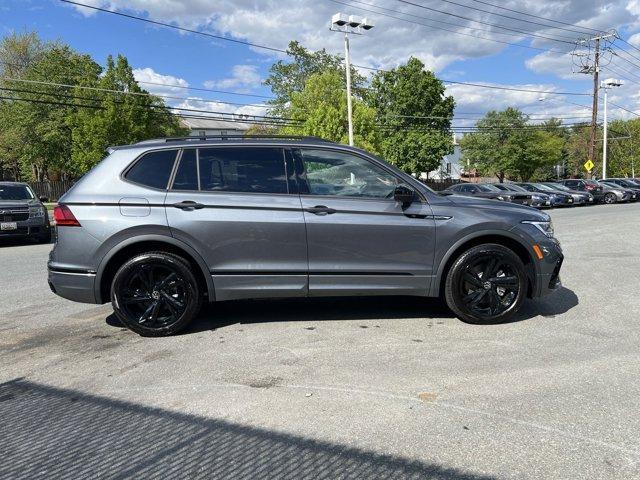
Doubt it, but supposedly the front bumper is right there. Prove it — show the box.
[48,266,97,304]
[0,217,50,238]
[533,239,564,297]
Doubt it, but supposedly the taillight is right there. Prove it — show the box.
[585,185,595,190]
[53,205,81,227]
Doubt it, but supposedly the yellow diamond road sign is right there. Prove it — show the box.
[584,159,595,172]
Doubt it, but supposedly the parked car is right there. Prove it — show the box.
[598,181,637,203]
[48,136,564,336]
[0,182,52,243]
[604,178,640,197]
[442,183,521,203]
[490,183,551,208]
[556,179,604,202]
[541,182,594,206]
[516,183,575,207]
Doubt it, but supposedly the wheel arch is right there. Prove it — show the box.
[431,231,536,298]
[95,235,214,304]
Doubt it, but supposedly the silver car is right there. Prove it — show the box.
[0,182,52,243]
[48,136,564,336]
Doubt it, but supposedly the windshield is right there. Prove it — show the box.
[618,179,637,187]
[503,184,527,192]
[477,184,499,192]
[534,183,557,192]
[0,185,34,201]
[550,183,570,192]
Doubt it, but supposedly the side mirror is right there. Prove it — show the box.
[393,185,416,207]
[39,196,49,203]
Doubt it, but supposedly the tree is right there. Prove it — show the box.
[460,108,565,182]
[0,32,187,180]
[606,119,640,177]
[69,54,186,175]
[264,41,365,117]
[282,71,380,152]
[366,58,455,175]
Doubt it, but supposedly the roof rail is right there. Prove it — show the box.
[135,135,334,145]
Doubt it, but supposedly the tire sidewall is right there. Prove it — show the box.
[110,252,200,336]
[445,244,527,324]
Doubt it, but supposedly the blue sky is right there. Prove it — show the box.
[2,0,640,125]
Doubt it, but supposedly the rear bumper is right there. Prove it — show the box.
[48,267,98,304]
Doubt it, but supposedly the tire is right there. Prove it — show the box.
[444,244,528,325]
[110,251,202,336]
[603,193,617,204]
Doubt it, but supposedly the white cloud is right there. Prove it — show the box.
[173,96,268,118]
[203,64,261,92]
[65,1,640,73]
[132,67,189,95]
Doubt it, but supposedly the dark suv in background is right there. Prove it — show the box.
[48,136,564,336]
[0,182,51,243]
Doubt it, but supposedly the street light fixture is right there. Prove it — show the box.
[330,12,375,146]
[601,78,623,179]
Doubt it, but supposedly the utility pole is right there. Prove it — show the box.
[574,32,615,178]
[587,37,600,171]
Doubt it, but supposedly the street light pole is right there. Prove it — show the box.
[344,32,354,146]
[331,13,374,148]
[601,78,623,180]
[603,86,608,180]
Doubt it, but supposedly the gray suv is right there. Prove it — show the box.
[48,136,563,336]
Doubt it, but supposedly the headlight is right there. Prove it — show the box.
[496,195,512,202]
[522,220,554,238]
[29,207,45,218]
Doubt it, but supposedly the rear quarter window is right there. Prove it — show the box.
[125,149,178,189]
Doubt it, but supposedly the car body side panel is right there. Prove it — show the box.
[165,191,308,301]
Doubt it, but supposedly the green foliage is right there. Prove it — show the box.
[366,58,455,174]
[460,108,564,182]
[264,41,365,117]
[281,71,380,152]
[607,119,640,177]
[0,32,187,181]
[69,55,186,175]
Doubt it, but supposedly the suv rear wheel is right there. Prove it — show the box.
[444,244,527,324]
[110,251,202,336]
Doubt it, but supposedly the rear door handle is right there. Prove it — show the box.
[173,200,205,211]
[304,205,336,216]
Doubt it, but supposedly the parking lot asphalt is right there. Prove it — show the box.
[1,203,639,479]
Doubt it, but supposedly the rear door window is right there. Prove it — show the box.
[125,149,178,190]
[198,147,288,194]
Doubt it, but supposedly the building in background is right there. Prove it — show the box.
[179,116,251,137]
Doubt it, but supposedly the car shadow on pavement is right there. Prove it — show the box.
[105,288,578,335]
[0,378,498,480]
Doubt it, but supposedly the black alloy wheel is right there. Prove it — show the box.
[445,244,527,324]
[603,193,617,204]
[111,252,201,336]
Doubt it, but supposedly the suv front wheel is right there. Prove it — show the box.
[444,244,527,324]
[110,252,202,336]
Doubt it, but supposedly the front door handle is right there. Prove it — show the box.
[173,200,205,211]
[304,205,336,216]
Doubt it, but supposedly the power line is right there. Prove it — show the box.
[59,0,588,97]
[387,0,576,44]
[59,0,288,54]
[2,77,272,109]
[0,60,276,100]
[356,63,592,96]
[466,0,601,35]
[329,0,570,53]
